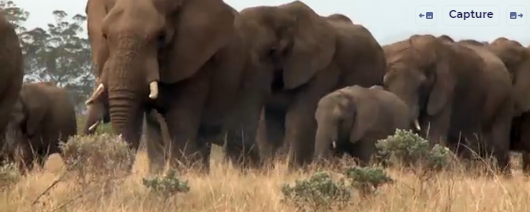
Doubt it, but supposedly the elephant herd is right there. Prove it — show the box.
[1,0,530,177]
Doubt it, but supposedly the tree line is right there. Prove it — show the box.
[1,1,95,113]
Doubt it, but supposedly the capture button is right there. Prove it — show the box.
[442,6,500,26]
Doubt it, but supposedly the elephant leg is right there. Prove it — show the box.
[516,114,530,176]
[145,111,167,174]
[485,107,513,176]
[258,106,286,165]
[164,72,210,172]
[353,139,378,167]
[523,153,530,176]
[224,76,267,170]
[285,69,340,170]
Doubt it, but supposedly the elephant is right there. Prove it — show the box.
[224,1,387,170]
[82,82,110,135]
[382,34,513,174]
[0,12,24,159]
[4,82,77,171]
[85,0,245,173]
[313,85,411,165]
[487,37,530,174]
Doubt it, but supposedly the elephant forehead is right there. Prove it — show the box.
[386,54,415,69]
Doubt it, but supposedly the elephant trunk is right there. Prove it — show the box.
[105,38,160,150]
[314,120,338,161]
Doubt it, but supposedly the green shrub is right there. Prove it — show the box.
[281,171,351,211]
[375,129,454,171]
[345,167,393,197]
[142,169,190,198]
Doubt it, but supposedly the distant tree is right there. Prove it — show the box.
[24,10,94,111]
[0,0,29,34]
[2,1,95,112]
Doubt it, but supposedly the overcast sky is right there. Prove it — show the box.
[14,0,530,45]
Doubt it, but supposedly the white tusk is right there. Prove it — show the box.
[414,119,421,131]
[88,120,101,131]
[332,141,337,149]
[148,81,158,99]
[85,83,105,104]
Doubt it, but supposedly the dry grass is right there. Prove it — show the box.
[1,146,530,212]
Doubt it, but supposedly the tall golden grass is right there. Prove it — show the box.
[1,145,530,212]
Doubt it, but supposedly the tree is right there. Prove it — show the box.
[1,1,96,112]
[23,10,95,111]
[0,0,28,34]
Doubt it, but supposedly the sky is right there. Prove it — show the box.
[14,0,530,45]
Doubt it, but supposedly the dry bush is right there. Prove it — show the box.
[0,133,529,212]
[60,134,134,184]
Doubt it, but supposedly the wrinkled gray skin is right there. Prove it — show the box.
[86,0,245,173]
[314,85,411,165]
[0,12,24,160]
[5,82,77,171]
[384,34,513,175]
[225,2,387,171]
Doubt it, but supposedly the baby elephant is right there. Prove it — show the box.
[5,82,77,170]
[314,85,411,165]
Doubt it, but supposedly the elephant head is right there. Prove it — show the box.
[383,35,455,132]
[313,86,377,160]
[325,13,353,24]
[437,35,455,43]
[236,1,337,90]
[488,37,530,115]
[85,0,236,144]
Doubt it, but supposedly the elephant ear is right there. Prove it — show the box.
[86,0,109,78]
[163,0,236,83]
[349,93,379,142]
[427,42,455,116]
[20,86,47,136]
[280,2,337,89]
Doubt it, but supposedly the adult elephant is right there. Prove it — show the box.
[4,82,77,171]
[224,1,387,170]
[0,12,24,158]
[487,37,530,174]
[383,34,513,174]
[313,85,411,165]
[85,0,244,173]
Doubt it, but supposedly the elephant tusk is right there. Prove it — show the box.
[88,120,101,131]
[85,83,105,104]
[332,141,337,149]
[149,81,158,99]
[414,119,421,131]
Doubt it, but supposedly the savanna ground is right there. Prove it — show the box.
[1,126,530,212]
